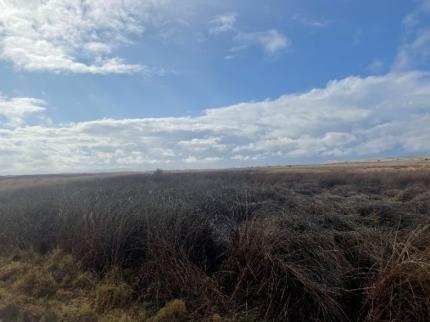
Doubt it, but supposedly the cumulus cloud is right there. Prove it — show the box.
[0,0,168,74]
[1,72,430,174]
[178,137,226,152]
[0,96,46,127]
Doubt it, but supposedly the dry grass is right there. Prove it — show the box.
[364,226,430,322]
[0,251,185,322]
[1,162,430,321]
[149,299,187,322]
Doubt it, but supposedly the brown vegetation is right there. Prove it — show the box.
[0,162,430,321]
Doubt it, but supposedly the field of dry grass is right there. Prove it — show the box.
[1,159,430,321]
[0,250,188,321]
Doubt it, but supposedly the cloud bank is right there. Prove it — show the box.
[1,72,430,174]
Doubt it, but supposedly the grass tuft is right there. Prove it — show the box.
[95,281,133,312]
[150,299,187,322]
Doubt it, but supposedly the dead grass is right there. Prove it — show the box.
[0,251,153,322]
[364,226,430,322]
[219,216,348,321]
[149,299,187,322]
[1,164,430,321]
[95,281,133,312]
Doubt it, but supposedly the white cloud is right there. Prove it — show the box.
[394,28,430,70]
[209,13,236,34]
[0,96,46,126]
[0,0,168,74]
[235,29,290,55]
[206,12,289,58]
[207,14,289,58]
[257,30,290,54]
[178,137,226,152]
[183,156,222,164]
[1,72,430,174]
[393,0,430,70]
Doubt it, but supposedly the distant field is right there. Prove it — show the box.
[0,173,130,193]
[1,160,430,321]
[2,158,429,191]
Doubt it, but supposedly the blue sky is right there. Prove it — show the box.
[0,0,430,174]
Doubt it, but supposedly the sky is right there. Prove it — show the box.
[1,0,430,174]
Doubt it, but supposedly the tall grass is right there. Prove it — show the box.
[0,169,430,321]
